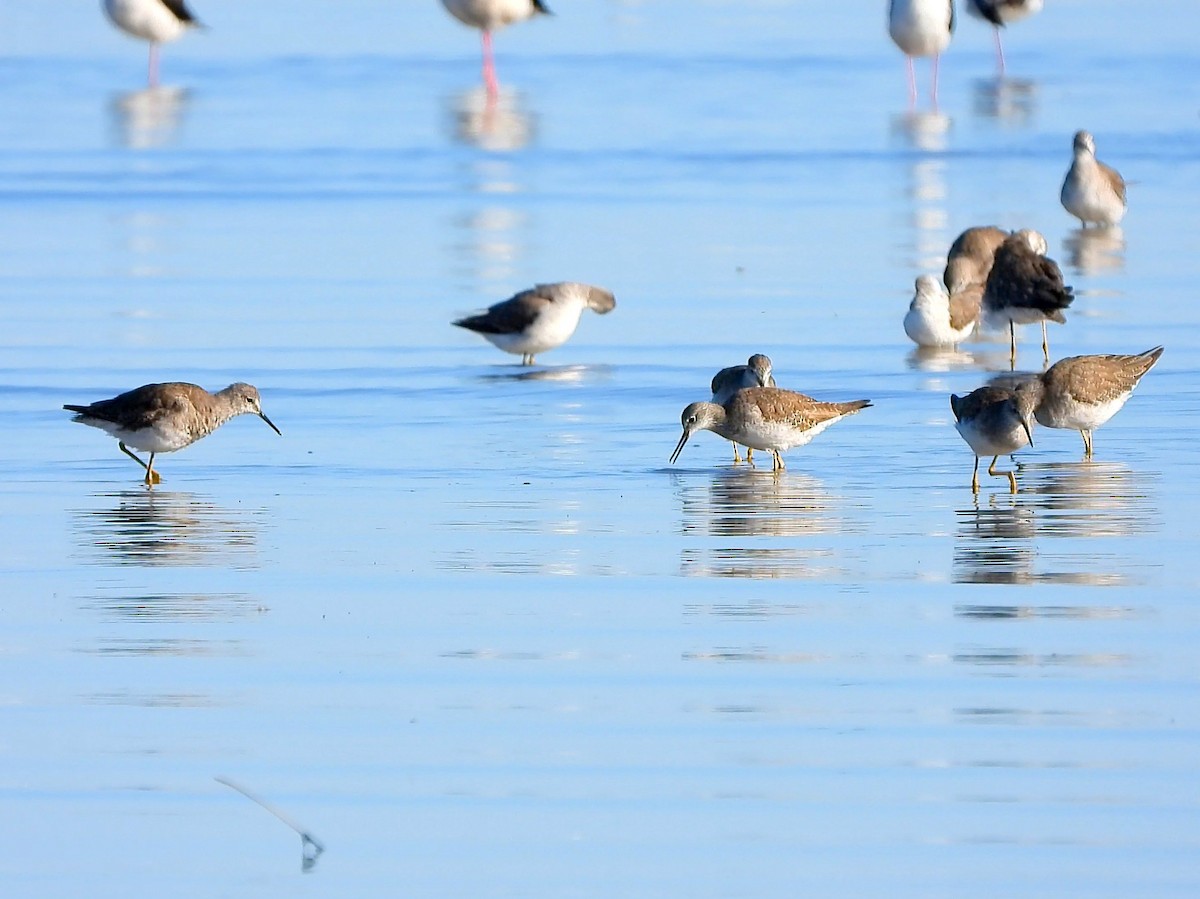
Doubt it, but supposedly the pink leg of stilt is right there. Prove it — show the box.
[905,56,917,107]
[481,31,499,97]
[931,53,940,108]
[148,43,160,88]
[994,28,1006,76]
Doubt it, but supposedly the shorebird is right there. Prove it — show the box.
[64,382,281,485]
[709,354,778,463]
[965,0,1043,76]
[982,229,1074,364]
[904,274,981,347]
[453,282,616,366]
[440,0,552,97]
[670,387,871,473]
[1061,130,1128,228]
[950,383,1037,493]
[103,0,201,88]
[1011,347,1163,457]
[887,0,955,107]
[944,225,1008,292]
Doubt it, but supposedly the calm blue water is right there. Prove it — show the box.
[1,1,1199,896]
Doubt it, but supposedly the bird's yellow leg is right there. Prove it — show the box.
[1082,430,1093,458]
[1009,322,1017,369]
[1041,321,1050,360]
[729,441,742,463]
[988,455,1017,493]
[971,456,980,493]
[772,450,785,472]
[745,446,754,464]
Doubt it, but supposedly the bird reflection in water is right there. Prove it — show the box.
[449,85,536,151]
[891,111,951,276]
[906,344,1012,373]
[1063,226,1126,276]
[953,460,1159,585]
[477,363,615,383]
[109,86,191,149]
[73,489,261,568]
[972,77,1038,124]
[676,468,856,579]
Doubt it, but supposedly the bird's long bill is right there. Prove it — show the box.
[669,428,691,465]
[259,412,283,436]
[1021,418,1034,448]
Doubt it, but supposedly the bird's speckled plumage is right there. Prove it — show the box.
[1005,347,1163,456]
[671,386,871,472]
[65,381,281,484]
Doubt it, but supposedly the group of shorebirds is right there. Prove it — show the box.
[70,0,1161,493]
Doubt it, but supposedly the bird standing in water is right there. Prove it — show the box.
[440,0,552,97]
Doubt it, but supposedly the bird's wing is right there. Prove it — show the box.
[453,289,551,335]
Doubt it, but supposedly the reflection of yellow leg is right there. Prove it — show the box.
[988,455,1017,493]
[1081,430,1093,458]
[971,456,980,493]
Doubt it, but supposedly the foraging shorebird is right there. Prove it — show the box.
[1061,130,1128,228]
[982,229,1074,364]
[887,0,955,107]
[670,387,871,473]
[453,282,616,366]
[709,354,778,463]
[440,0,552,96]
[103,0,201,88]
[65,382,281,485]
[965,0,1043,75]
[944,225,1008,292]
[950,383,1036,493]
[1010,347,1163,457]
[904,274,981,347]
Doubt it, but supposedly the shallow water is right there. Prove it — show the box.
[1,1,1199,896]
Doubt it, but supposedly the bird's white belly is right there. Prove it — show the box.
[956,418,1025,457]
[1061,169,1125,225]
[88,419,191,454]
[104,0,189,43]
[889,3,952,57]
[733,416,835,453]
[1037,394,1128,432]
[485,304,584,357]
[441,0,536,31]
[904,303,971,347]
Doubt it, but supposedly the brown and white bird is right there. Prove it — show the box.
[904,275,981,347]
[944,225,1009,292]
[982,229,1074,364]
[1008,347,1163,457]
[709,354,777,463]
[888,0,955,107]
[65,382,281,485]
[440,0,552,97]
[1061,130,1128,228]
[950,382,1037,493]
[453,282,616,366]
[965,0,1043,76]
[103,0,201,88]
[670,387,871,472]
